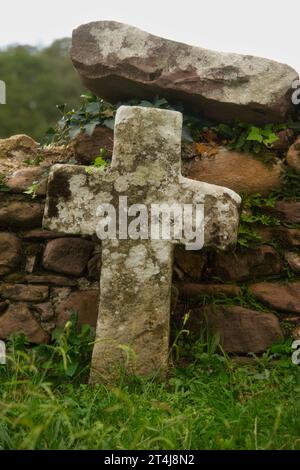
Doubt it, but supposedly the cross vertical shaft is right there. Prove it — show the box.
[43,106,241,383]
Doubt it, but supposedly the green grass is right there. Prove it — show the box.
[0,319,299,450]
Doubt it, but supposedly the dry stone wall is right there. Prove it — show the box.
[0,127,300,355]
[0,135,100,343]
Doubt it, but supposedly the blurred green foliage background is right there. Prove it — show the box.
[0,38,84,141]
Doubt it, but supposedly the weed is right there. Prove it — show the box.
[23,181,40,199]
[5,311,95,384]
[0,313,299,450]
[237,193,281,248]
[215,122,281,154]
[85,148,109,175]
[272,167,300,201]
[24,154,44,166]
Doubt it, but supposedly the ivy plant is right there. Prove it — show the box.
[85,148,110,175]
[44,93,300,162]
[214,122,282,154]
[237,193,281,248]
[44,94,116,145]
[44,94,214,145]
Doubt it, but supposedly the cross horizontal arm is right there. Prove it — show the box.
[179,176,241,250]
[43,163,241,249]
[43,164,115,235]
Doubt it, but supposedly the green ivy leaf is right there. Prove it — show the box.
[103,118,115,130]
[84,121,98,136]
[235,133,247,149]
[252,141,262,153]
[66,362,79,377]
[85,101,101,115]
[56,103,66,114]
[182,125,193,142]
[93,156,108,168]
[263,133,279,147]
[139,100,153,107]
[69,126,81,140]
[246,126,263,143]
[216,123,234,139]
[153,97,169,108]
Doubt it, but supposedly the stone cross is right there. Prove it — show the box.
[43,106,241,383]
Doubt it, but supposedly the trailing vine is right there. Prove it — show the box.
[43,93,300,157]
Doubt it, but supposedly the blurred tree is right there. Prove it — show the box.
[0,38,84,141]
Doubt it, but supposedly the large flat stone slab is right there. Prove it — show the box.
[42,238,94,277]
[0,232,21,276]
[249,282,300,313]
[0,284,49,302]
[71,21,298,124]
[212,246,282,281]
[0,201,44,229]
[0,303,49,344]
[186,306,283,354]
[183,149,283,196]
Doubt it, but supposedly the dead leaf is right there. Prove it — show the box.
[194,142,219,157]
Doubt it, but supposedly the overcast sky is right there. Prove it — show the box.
[1,0,299,72]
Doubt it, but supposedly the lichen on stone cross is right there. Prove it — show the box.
[43,106,241,383]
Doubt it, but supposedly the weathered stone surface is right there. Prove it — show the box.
[33,302,54,321]
[43,112,241,249]
[183,148,282,196]
[292,326,300,339]
[0,136,73,176]
[249,282,300,313]
[23,274,77,287]
[0,303,48,343]
[71,126,114,165]
[55,290,99,329]
[212,246,281,281]
[0,135,38,156]
[258,227,300,248]
[6,167,47,196]
[284,252,300,272]
[42,238,94,276]
[0,300,9,314]
[39,145,73,167]
[272,129,294,151]
[171,284,179,313]
[281,315,300,325]
[87,254,102,280]
[263,201,300,224]
[22,246,41,276]
[276,228,300,247]
[41,322,56,334]
[174,245,206,280]
[71,21,298,125]
[177,283,241,298]
[287,137,300,174]
[51,287,72,305]
[0,201,44,229]
[0,232,22,275]
[0,135,40,176]
[22,229,70,240]
[25,255,38,274]
[77,277,99,291]
[0,284,49,302]
[186,305,283,354]
[43,106,241,382]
